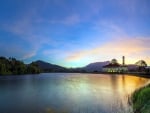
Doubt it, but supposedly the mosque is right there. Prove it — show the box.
[102,56,128,73]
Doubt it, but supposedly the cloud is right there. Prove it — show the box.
[116,0,138,13]
[1,8,54,59]
[115,0,150,16]
[93,20,127,37]
[83,0,102,15]
[3,17,32,36]
[21,51,36,60]
[0,42,37,60]
[48,14,80,25]
[65,37,150,65]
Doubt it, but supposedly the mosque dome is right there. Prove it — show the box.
[111,59,118,64]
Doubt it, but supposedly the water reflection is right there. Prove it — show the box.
[0,73,149,113]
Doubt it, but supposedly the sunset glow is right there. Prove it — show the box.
[0,0,150,67]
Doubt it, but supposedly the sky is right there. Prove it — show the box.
[0,0,150,67]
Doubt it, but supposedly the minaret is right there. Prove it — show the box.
[122,56,125,65]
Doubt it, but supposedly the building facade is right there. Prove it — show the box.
[102,57,128,73]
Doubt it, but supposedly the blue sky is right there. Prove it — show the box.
[0,0,150,67]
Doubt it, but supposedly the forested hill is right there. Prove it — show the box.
[0,56,113,75]
[0,57,40,75]
[34,60,67,72]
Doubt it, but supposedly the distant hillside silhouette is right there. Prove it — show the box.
[1,56,149,75]
[34,60,110,73]
[83,61,110,72]
[34,60,67,72]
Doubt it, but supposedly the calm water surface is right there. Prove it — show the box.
[0,73,149,113]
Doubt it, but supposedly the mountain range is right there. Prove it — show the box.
[33,60,110,72]
[34,60,67,72]
[82,61,110,72]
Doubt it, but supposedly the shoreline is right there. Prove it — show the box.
[131,83,150,113]
[0,72,150,79]
[84,71,150,78]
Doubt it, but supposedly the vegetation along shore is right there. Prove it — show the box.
[131,83,150,113]
[1,56,150,77]
[0,57,40,75]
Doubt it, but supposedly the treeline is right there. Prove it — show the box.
[0,57,41,75]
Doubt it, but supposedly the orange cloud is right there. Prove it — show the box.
[65,37,150,65]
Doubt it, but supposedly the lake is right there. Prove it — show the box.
[0,73,149,113]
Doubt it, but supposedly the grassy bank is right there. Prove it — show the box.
[131,83,150,113]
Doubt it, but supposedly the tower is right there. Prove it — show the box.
[122,56,125,65]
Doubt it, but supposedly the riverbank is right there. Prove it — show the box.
[87,71,150,78]
[87,72,150,78]
[1,71,150,79]
[131,83,150,113]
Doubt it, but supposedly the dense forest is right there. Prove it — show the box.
[0,57,41,75]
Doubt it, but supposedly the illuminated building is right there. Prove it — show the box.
[102,56,128,73]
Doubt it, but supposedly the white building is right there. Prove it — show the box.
[102,57,128,73]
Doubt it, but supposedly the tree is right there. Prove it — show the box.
[135,60,147,72]
[27,62,41,74]
[0,56,41,75]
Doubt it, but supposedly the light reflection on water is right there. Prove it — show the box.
[0,73,149,113]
